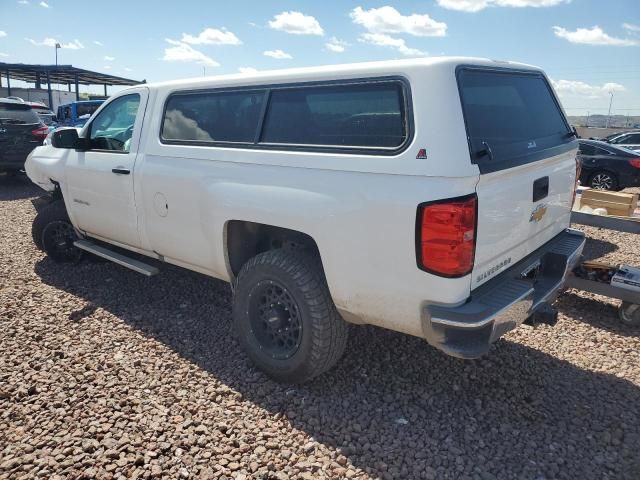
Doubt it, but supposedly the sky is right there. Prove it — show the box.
[0,0,638,117]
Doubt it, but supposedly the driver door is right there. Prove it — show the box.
[65,88,148,248]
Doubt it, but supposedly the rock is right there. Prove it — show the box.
[150,465,162,477]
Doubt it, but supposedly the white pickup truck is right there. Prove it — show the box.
[26,58,585,383]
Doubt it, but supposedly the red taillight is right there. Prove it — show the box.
[629,159,640,168]
[32,124,48,141]
[417,195,477,277]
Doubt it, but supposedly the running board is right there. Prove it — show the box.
[74,239,159,277]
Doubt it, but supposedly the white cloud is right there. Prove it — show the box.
[0,31,7,38]
[18,0,29,4]
[622,23,640,34]
[103,65,111,70]
[326,37,349,52]
[553,25,638,46]
[269,11,324,36]
[162,39,219,67]
[26,37,85,49]
[94,40,103,46]
[39,1,49,7]
[180,27,241,45]
[264,49,292,59]
[104,55,115,61]
[437,0,568,13]
[124,67,133,72]
[0,53,9,57]
[359,33,426,56]
[238,67,258,74]
[66,39,84,49]
[551,79,625,99]
[350,6,446,37]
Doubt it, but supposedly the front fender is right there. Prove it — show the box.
[25,144,68,192]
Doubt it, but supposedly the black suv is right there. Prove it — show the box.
[0,98,48,174]
[578,139,640,190]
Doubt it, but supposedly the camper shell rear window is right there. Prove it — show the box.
[457,66,575,174]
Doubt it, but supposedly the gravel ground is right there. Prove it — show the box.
[1,175,639,480]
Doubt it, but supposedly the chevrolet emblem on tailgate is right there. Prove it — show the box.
[530,204,547,223]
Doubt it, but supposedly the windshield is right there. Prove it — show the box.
[458,68,573,172]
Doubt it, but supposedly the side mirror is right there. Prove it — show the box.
[51,128,89,150]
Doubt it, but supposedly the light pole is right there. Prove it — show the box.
[55,43,61,108]
[605,91,614,129]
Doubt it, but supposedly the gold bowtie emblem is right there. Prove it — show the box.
[530,204,547,223]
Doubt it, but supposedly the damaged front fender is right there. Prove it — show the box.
[25,144,68,192]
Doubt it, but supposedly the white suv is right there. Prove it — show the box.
[26,58,585,383]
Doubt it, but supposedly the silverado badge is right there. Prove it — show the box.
[530,204,547,223]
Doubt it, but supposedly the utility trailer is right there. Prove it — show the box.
[568,211,640,326]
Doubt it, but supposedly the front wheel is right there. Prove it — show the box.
[233,248,348,383]
[32,200,83,263]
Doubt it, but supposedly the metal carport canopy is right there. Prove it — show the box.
[0,62,143,107]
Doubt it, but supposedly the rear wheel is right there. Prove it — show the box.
[233,248,348,383]
[588,171,618,191]
[32,200,83,262]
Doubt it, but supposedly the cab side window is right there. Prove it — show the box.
[88,94,140,152]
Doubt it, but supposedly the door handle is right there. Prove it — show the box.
[533,176,549,202]
[112,167,130,175]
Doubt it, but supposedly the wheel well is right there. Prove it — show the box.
[225,221,320,278]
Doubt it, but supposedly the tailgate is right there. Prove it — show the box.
[456,66,578,289]
[473,149,576,289]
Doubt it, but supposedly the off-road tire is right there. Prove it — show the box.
[233,248,348,383]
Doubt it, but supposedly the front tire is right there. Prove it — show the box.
[233,248,348,383]
[32,200,83,262]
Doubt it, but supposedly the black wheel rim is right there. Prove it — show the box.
[591,173,613,190]
[248,280,302,360]
[42,221,82,263]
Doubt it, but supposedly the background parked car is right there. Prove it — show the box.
[0,98,48,174]
[577,139,640,190]
[598,130,640,152]
[27,101,58,132]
